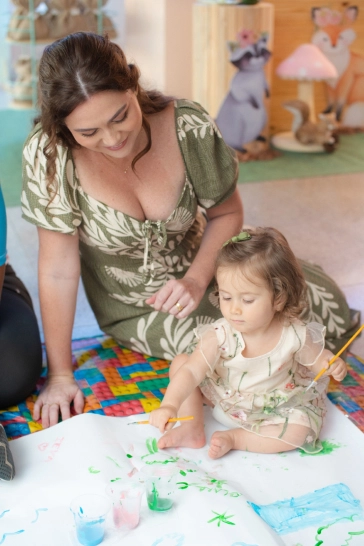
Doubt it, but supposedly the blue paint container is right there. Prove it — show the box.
[70,494,111,546]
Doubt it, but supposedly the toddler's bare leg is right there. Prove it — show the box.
[209,423,310,459]
[158,354,206,450]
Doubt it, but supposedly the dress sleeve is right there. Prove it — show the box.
[176,100,238,209]
[296,322,326,367]
[193,319,243,374]
[21,124,82,234]
[0,185,7,266]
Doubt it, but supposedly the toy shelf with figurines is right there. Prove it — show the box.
[2,0,117,109]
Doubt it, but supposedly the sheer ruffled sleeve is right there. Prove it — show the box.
[193,319,244,374]
[296,322,326,367]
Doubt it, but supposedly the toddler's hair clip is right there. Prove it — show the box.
[222,231,252,247]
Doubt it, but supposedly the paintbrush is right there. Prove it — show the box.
[128,416,194,425]
[305,324,364,392]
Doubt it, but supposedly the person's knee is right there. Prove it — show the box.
[169,353,189,377]
[0,291,42,408]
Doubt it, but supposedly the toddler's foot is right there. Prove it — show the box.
[209,430,237,459]
[0,424,15,481]
[158,424,206,450]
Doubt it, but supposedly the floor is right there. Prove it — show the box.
[6,171,364,356]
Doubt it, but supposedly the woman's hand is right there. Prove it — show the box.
[149,404,178,433]
[33,374,84,428]
[145,277,205,319]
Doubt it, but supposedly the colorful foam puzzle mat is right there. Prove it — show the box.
[1,336,364,440]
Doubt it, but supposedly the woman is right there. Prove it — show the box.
[0,183,43,480]
[21,33,356,428]
[21,32,243,428]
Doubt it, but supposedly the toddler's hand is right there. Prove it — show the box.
[149,405,178,434]
[325,356,347,382]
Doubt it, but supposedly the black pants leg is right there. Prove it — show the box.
[0,266,42,409]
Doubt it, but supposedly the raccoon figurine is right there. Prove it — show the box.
[215,34,271,152]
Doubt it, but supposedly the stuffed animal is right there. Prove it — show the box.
[311,5,364,127]
[12,55,33,105]
[81,0,117,38]
[283,99,338,152]
[46,0,89,39]
[7,0,49,41]
[215,32,271,151]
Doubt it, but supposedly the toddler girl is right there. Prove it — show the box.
[149,227,347,459]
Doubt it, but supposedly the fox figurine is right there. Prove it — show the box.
[311,5,364,127]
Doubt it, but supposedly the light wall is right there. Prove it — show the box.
[124,0,194,99]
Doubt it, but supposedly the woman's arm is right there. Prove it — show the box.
[147,188,243,317]
[33,227,84,427]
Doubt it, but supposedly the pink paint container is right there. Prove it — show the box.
[106,481,143,530]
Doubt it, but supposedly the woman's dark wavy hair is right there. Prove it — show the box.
[36,32,173,195]
[215,227,308,322]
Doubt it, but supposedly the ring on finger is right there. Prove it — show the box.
[175,301,185,312]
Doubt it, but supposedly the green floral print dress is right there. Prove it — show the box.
[21,100,359,360]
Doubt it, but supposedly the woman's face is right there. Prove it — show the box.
[64,89,143,159]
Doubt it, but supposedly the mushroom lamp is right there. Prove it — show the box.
[276,43,337,122]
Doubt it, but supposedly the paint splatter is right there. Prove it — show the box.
[0,511,9,519]
[314,516,364,545]
[299,439,342,457]
[88,466,100,474]
[145,456,179,465]
[31,508,48,523]
[142,437,159,458]
[208,510,236,527]
[110,477,122,482]
[106,456,122,468]
[176,478,241,499]
[248,483,364,535]
[126,453,133,458]
[0,531,25,544]
[151,533,185,546]
[231,543,258,546]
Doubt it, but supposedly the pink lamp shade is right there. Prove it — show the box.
[276,43,337,80]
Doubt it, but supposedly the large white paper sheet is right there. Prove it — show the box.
[1,399,364,546]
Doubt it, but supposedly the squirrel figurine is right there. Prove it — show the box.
[283,99,338,152]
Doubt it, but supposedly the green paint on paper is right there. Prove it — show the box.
[299,439,341,457]
[176,480,241,498]
[88,466,100,474]
[126,453,133,458]
[142,437,159,458]
[145,456,179,465]
[146,437,158,454]
[314,515,360,544]
[110,477,122,482]
[207,510,236,527]
[342,530,364,546]
[106,456,122,467]
[180,470,186,476]
[209,478,228,488]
